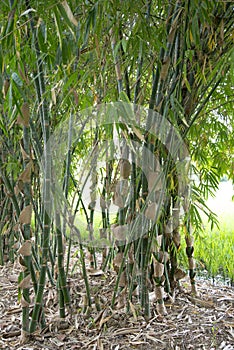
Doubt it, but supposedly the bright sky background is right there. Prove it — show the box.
[207,181,234,222]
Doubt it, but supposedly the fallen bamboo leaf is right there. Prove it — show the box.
[129,300,138,321]
[87,269,105,276]
[85,334,101,346]
[6,307,22,315]
[99,309,113,329]
[50,337,65,347]
[2,330,21,338]
[187,295,214,308]
[113,327,140,336]
[130,341,147,346]
[145,333,166,344]
[97,337,104,350]
[222,321,234,328]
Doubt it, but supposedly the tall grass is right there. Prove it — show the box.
[181,181,234,285]
[194,222,234,284]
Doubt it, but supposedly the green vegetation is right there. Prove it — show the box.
[195,224,234,284]
[195,182,234,284]
[179,182,234,284]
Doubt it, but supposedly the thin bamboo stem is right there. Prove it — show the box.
[25,0,52,333]
[21,121,32,339]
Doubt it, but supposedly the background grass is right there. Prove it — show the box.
[191,181,234,284]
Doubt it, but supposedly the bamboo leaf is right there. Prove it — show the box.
[11,72,23,87]
[61,1,78,27]
[57,1,77,37]
[121,37,127,53]
[53,7,63,49]
[191,15,199,46]
[20,8,36,17]
[132,125,145,142]
[51,87,57,105]
[0,118,7,136]
[16,102,30,127]
[83,12,92,45]
[119,91,130,103]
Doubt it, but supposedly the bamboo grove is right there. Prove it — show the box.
[0,0,233,340]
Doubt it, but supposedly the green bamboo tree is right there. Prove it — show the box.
[0,0,233,333]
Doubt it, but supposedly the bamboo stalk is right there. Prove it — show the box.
[88,127,99,269]
[62,112,73,277]
[62,177,92,308]
[25,0,52,333]
[185,224,197,295]
[55,210,71,318]
[0,196,10,265]
[20,115,32,340]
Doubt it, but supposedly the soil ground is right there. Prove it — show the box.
[0,261,234,350]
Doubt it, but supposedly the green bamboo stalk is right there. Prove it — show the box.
[139,2,186,312]
[20,106,32,339]
[126,152,138,307]
[30,196,56,287]
[0,142,48,330]
[134,42,143,106]
[29,130,51,335]
[185,220,197,295]
[88,127,99,269]
[8,218,15,263]
[64,176,92,307]
[80,245,92,308]
[100,167,108,268]
[0,170,20,217]
[25,0,52,333]
[133,3,181,317]
[110,28,123,94]
[0,196,9,265]
[29,132,51,333]
[55,210,71,318]
[63,112,73,276]
[111,242,131,308]
[0,154,41,278]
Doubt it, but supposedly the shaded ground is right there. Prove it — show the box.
[0,261,234,350]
